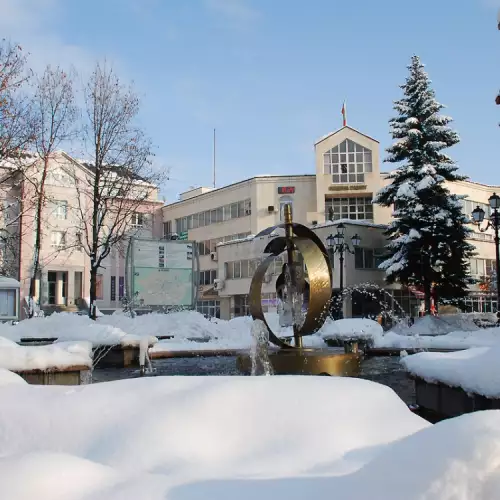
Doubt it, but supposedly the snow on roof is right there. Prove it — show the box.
[0,277,20,288]
[314,125,380,146]
[312,219,388,230]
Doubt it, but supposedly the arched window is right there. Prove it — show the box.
[323,139,372,183]
[279,196,293,221]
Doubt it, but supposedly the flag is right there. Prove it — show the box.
[341,100,347,127]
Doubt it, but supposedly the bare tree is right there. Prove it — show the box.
[75,62,162,319]
[0,40,37,279]
[27,66,77,316]
[0,39,33,160]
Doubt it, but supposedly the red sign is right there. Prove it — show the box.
[278,186,295,194]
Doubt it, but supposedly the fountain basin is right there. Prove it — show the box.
[94,344,155,369]
[14,365,90,385]
[236,348,362,376]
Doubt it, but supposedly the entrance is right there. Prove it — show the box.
[48,272,57,305]
[74,272,83,304]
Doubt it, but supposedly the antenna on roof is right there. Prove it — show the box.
[213,128,216,189]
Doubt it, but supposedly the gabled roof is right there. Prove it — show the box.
[314,126,380,146]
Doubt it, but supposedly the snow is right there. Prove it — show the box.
[0,337,92,371]
[320,318,383,342]
[401,345,500,398]
[0,276,20,288]
[313,218,387,230]
[0,312,157,347]
[2,309,500,358]
[0,376,431,499]
[2,376,500,498]
[0,368,27,386]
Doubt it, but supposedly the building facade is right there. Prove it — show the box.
[162,126,499,319]
[0,151,164,319]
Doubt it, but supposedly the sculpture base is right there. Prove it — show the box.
[236,348,362,376]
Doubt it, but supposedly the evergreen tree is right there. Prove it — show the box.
[374,55,475,314]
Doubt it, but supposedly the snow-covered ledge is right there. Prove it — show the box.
[401,346,500,399]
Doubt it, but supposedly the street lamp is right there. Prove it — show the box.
[471,193,500,313]
[327,223,361,319]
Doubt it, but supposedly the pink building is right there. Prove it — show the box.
[0,151,164,318]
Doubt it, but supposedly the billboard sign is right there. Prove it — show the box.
[127,238,198,307]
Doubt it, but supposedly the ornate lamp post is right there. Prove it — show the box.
[327,223,361,319]
[471,193,500,312]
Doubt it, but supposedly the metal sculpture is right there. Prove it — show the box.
[249,204,332,348]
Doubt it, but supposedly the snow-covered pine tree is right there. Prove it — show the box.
[374,55,475,314]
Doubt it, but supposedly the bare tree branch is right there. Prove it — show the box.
[75,61,164,319]
[27,65,78,317]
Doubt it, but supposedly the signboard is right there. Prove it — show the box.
[127,238,198,307]
[328,184,367,192]
[178,231,188,241]
[278,186,295,194]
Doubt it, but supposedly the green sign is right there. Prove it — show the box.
[128,238,197,307]
[178,231,188,241]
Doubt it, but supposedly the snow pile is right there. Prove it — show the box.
[0,376,426,499]
[402,345,500,398]
[320,318,383,342]
[375,327,500,350]
[105,310,222,340]
[150,312,328,354]
[0,337,92,371]
[0,313,157,347]
[391,314,489,337]
[2,376,500,499]
[0,368,27,386]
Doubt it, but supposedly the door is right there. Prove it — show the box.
[74,272,83,304]
[48,272,57,305]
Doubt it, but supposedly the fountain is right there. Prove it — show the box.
[236,204,361,376]
[330,283,408,326]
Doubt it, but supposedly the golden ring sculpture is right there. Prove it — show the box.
[249,204,333,349]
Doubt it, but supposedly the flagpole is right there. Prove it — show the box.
[213,128,216,189]
[342,100,347,127]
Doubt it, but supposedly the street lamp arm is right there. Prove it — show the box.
[475,220,493,233]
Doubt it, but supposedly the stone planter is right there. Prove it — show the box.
[413,376,500,418]
[14,365,90,385]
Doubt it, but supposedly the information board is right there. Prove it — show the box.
[128,238,197,307]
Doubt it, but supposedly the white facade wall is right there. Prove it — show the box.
[161,126,500,320]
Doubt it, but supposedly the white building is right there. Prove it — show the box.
[163,125,498,320]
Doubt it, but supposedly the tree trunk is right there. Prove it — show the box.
[423,278,432,316]
[89,265,97,320]
[28,156,49,318]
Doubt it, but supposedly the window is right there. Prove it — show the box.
[96,274,103,300]
[163,221,172,238]
[279,196,293,222]
[244,199,251,215]
[50,231,66,248]
[469,258,495,277]
[46,168,71,186]
[234,295,250,316]
[355,248,385,270]
[325,197,373,221]
[199,270,217,286]
[52,200,68,220]
[0,289,16,317]
[462,295,497,314]
[110,276,116,301]
[462,199,491,219]
[324,139,372,183]
[174,199,251,233]
[119,276,125,300]
[131,212,144,227]
[196,300,220,318]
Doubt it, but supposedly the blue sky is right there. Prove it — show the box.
[1,0,499,201]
